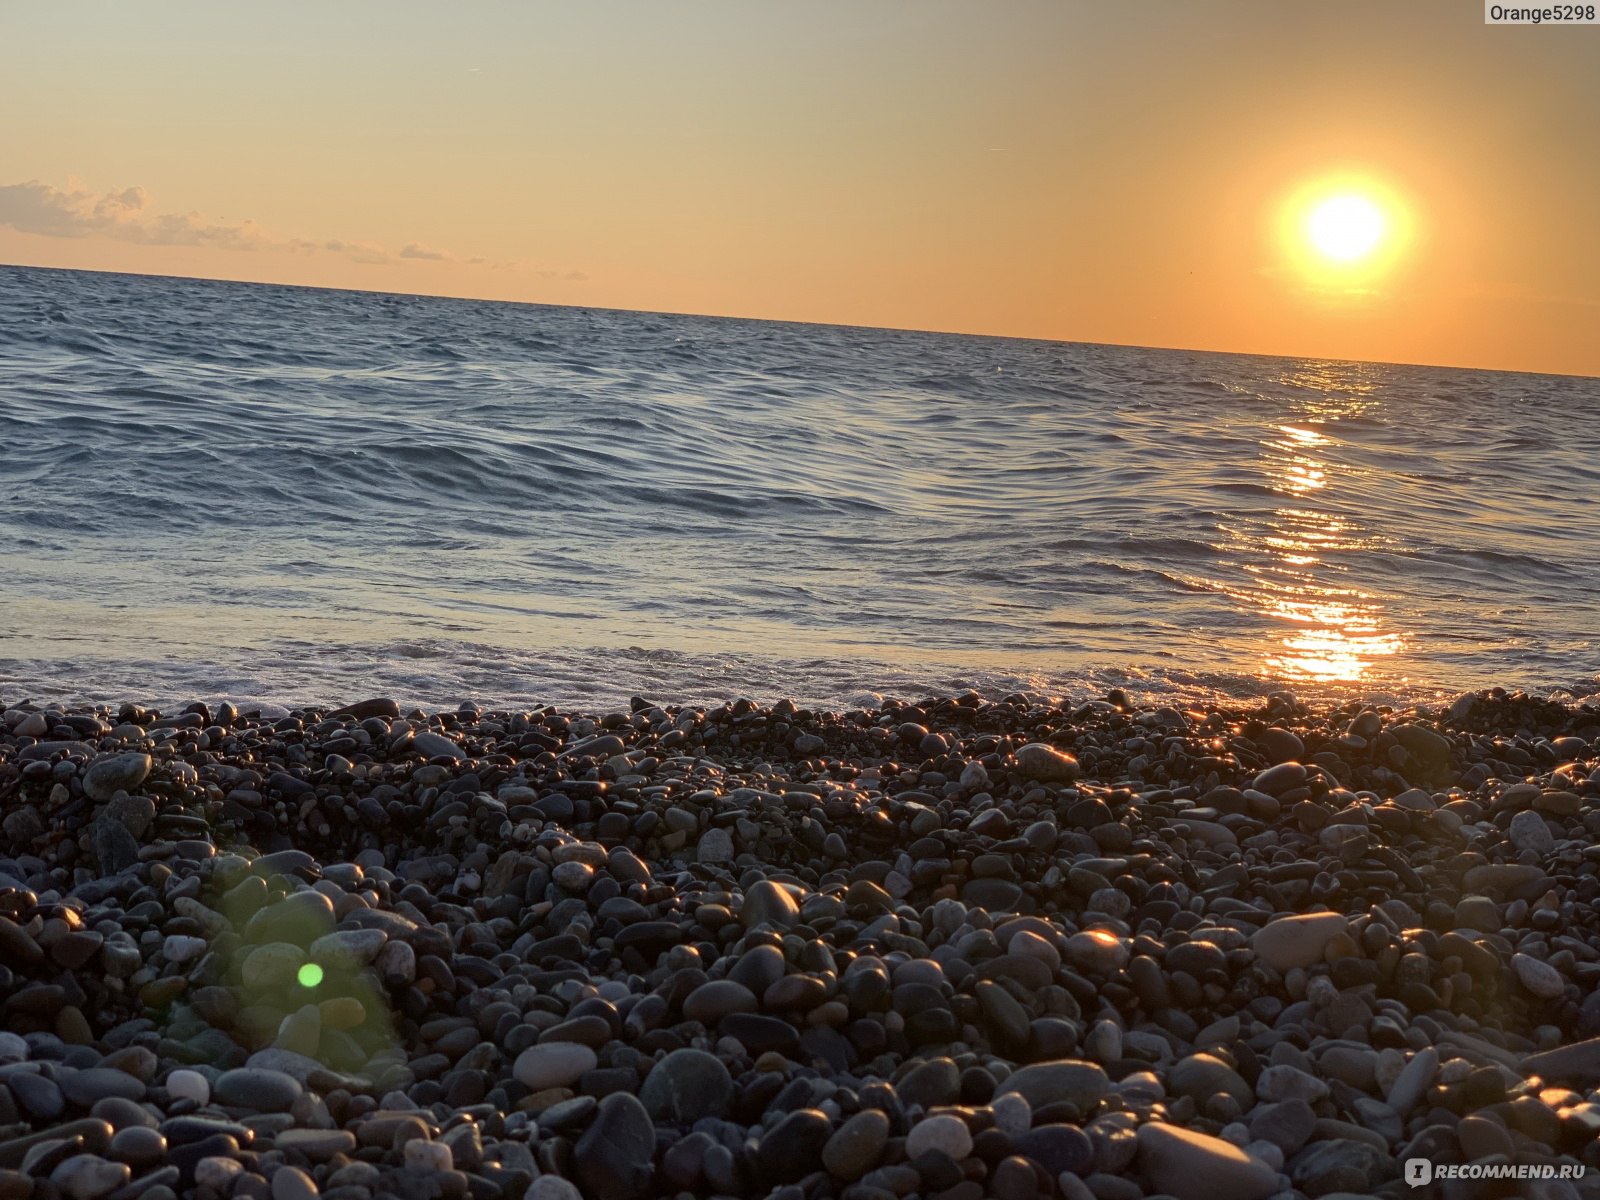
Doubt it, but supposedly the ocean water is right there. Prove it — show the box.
[1,264,1597,712]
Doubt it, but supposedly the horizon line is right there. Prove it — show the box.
[2,259,1593,383]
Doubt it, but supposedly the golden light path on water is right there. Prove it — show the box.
[1222,368,1405,686]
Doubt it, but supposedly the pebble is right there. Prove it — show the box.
[513,1043,597,1090]
[1135,1123,1277,1200]
[905,1113,974,1161]
[1513,952,1566,999]
[0,689,1596,1200]
[1249,912,1346,972]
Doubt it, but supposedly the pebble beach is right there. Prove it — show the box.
[4,687,1600,1200]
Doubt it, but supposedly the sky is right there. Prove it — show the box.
[2,2,1597,376]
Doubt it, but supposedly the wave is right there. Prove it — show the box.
[1,263,1597,705]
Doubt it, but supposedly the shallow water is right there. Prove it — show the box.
[2,264,1597,711]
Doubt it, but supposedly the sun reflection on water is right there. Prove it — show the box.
[1223,369,1405,685]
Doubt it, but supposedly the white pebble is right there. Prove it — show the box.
[990,1091,1032,1138]
[905,1113,973,1160]
[403,1140,453,1171]
[163,934,208,963]
[166,1069,210,1105]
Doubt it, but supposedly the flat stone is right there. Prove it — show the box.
[1136,1122,1277,1200]
[50,1156,130,1200]
[1250,913,1346,972]
[514,1043,597,1091]
[273,1130,357,1159]
[994,1060,1108,1113]
[1385,1047,1437,1118]
[212,1068,303,1112]
[1522,1037,1600,1085]
[412,731,464,761]
[1513,953,1565,1000]
[60,1070,146,1108]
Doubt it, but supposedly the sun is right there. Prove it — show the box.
[1278,174,1411,289]
[1306,194,1385,263]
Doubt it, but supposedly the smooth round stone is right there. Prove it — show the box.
[991,1156,1041,1200]
[162,935,207,963]
[271,1165,319,1200]
[9,1071,65,1119]
[740,880,800,930]
[82,753,153,802]
[50,1156,131,1200]
[306,929,386,970]
[90,1097,156,1130]
[1457,1114,1515,1161]
[411,731,464,760]
[1256,727,1304,763]
[273,1130,357,1159]
[906,1113,973,1161]
[962,879,1024,912]
[696,829,735,863]
[514,1043,597,1091]
[1064,930,1129,974]
[1013,743,1079,782]
[213,1068,303,1112]
[61,1069,145,1107]
[899,1058,962,1110]
[1508,810,1555,854]
[764,975,826,1011]
[1513,953,1565,1000]
[683,981,758,1025]
[1169,1054,1253,1107]
[1136,1122,1277,1200]
[639,1049,733,1123]
[1014,1124,1091,1175]
[822,1109,889,1180]
[995,1061,1108,1113]
[1010,931,1061,970]
[1249,913,1347,973]
[243,892,336,944]
[195,1158,244,1190]
[241,943,306,991]
[990,1093,1032,1138]
[108,1126,166,1169]
[553,861,595,892]
[728,944,787,993]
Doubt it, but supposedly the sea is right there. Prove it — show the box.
[2,264,1597,714]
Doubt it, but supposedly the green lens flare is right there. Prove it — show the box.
[297,963,324,988]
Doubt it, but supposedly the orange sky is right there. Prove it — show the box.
[3,2,1597,376]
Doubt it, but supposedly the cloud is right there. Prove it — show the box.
[399,242,450,261]
[0,178,584,280]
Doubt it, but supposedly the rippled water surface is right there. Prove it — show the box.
[2,265,1597,710]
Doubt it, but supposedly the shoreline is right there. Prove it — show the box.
[4,686,1600,1199]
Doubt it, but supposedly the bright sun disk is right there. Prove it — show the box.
[1306,194,1385,263]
